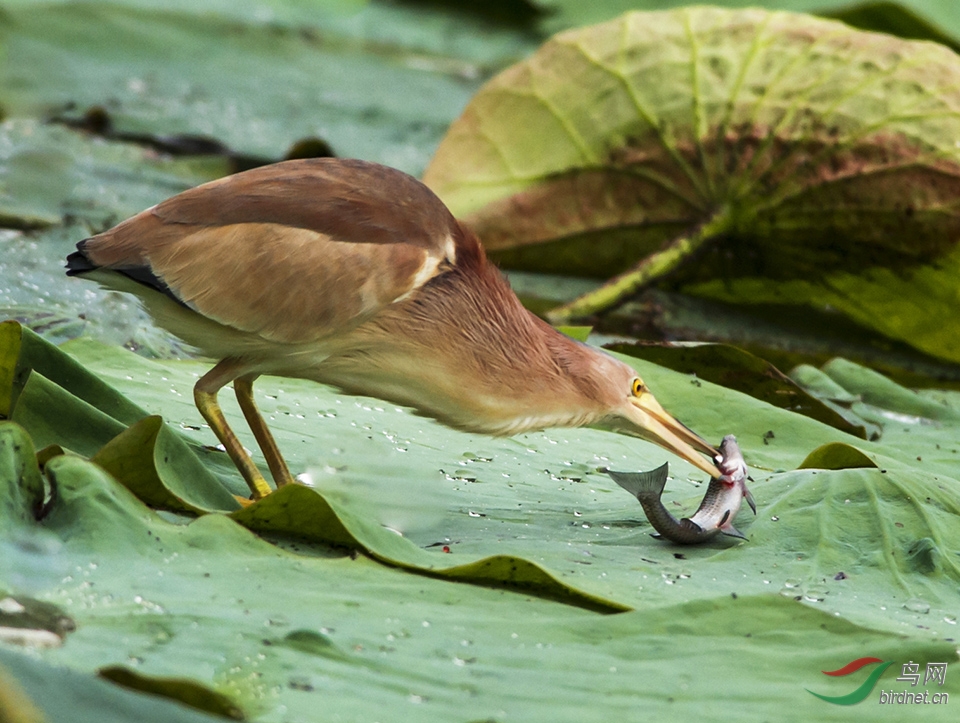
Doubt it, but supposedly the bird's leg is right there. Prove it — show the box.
[194,360,273,500]
[233,373,296,489]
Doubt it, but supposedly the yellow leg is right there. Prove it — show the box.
[234,374,296,489]
[194,360,273,500]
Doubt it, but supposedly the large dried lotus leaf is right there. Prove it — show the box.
[424,7,960,280]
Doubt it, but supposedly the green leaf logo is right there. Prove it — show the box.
[807,657,895,705]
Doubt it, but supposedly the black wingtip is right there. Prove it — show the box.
[65,240,97,276]
[65,243,190,309]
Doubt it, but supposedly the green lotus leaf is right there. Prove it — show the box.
[0,593,75,647]
[231,482,627,612]
[0,324,625,611]
[40,455,170,554]
[0,422,44,528]
[607,342,868,438]
[789,364,860,404]
[34,444,71,468]
[534,0,960,48]
[821,0,960,53]
[0,648,228,723]
[0,320,148,425]
[424,7,960,363]
[759,465,960,588]
[0,119,227,232]
[797,441,879,470]
[10,371,127,459]
[821,358,960,422]
[60,336,960,619]
[97,666,245,721]
[0,1,496,179]
[554,325,592,342]
[0,323,245,500]
[788,364,883,441]
[92,416,241,515]
[0,327,958,719]
[227,482,366,550]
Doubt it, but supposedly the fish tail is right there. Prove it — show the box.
[607,463,669,499]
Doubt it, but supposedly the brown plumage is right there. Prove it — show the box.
[67,158,718,500]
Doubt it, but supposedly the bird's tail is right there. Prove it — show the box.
[65,240,97,276]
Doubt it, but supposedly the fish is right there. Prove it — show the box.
[608,435,756,544]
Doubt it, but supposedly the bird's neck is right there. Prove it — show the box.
[311,243,615,435]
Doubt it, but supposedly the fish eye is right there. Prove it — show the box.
[631,378,645,397]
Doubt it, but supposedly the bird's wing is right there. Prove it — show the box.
[74,159,460,344]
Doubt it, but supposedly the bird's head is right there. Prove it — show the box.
[591,353,720,479]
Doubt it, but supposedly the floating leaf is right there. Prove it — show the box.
[92,416,240,515]
[761,465,960,590]
[790,364,860,404]
[0,1,499,177]
[0,321,248,495]
[534,0,960,47]
[0,322,627,611]
[0,648,229,723]
[821,0,960,54]
[0,325,958,719]
[789,363,883,440]
[0,422,44,528]
[553,324,592,342]
[10,370,127,457]
[0,119,225,231]
[424,7,960,363]
[0,320,148,425]
[235,468,628,611]
[0,660,47,723]
[0,592,75,650]
[607,342,868,438]
[821,358,960,421]
[601,288,960,393]
[797,441,879,470]
[98,666,245,721]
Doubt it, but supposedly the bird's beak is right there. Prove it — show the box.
[620,393,720,479]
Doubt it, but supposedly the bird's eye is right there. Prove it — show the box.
[631,378,645,397]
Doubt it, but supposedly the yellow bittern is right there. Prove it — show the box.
[66,159,719,500]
